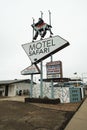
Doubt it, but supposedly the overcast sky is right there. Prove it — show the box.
[0,0,87,81]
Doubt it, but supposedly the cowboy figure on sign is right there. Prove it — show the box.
[31,18,53,40]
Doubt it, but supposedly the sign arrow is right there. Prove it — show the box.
[21,64,40,75]
[22,35,70,64]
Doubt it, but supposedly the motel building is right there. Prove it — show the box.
[0,77,85,103]
[0,79,36,97]
[33,78,85,103]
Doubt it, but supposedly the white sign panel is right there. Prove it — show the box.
[46,61,63,78]
[21,64,40,75]
[22,35,69,63]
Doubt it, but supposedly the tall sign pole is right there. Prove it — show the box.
[48,10,54,99]
[30,64,33,98]
[40,11,43,98]
[48,10,52,37]
[32,18,35,42]
[30,18,35,98]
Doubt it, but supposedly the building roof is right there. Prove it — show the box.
[0,79,36,85]
[39,78,71,82]
[70,78,82,81]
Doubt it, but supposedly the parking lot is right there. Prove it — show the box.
[0,96,81,130]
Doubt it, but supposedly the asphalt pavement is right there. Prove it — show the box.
[0,95,87,130]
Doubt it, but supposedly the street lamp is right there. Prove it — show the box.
[74,72,78,87]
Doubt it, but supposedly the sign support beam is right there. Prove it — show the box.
[30,73,33,98]
[40,11,43,98]
[40,61,43,98]
[32,18,35,42]
[30,17,35,98]
[50,55,54,99]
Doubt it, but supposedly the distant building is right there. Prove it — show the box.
[0,79,36,97]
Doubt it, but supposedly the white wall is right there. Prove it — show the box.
[8,84,16,96]
[32,82,70,103]
[8,82,31,96]
[15,82,31,96]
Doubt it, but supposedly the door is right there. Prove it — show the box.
[5,85,8,96]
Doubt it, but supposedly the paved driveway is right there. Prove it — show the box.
[0,96,28,102]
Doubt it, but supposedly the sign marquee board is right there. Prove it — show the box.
[22,35,69,64]
[21,64,40,75]
[46,61,63,78]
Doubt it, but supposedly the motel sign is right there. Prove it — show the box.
[22,35,69,64]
